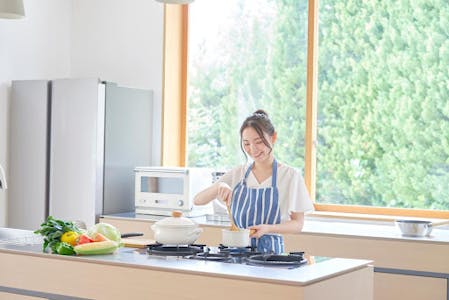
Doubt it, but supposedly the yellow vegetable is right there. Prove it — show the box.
[74,240,119,255]
[60,231,80,246]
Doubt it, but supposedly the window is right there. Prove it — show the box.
[165,0,449,218]
[316,0,449,213]
[187,0,308,171]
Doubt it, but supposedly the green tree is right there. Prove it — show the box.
[188,0,308,171]
[188,0,449,211]
[317,0,449,209]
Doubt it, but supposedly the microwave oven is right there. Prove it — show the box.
[134,167,213,217]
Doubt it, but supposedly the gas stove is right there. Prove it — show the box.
[145,243,308,268]
[147,243,206,256]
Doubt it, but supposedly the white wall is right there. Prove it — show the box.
[0,0,164,227]
[70,0,164,165]
[0,0,72,227]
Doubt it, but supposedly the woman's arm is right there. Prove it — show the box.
[193,182,233,205]
[249,212,304,238]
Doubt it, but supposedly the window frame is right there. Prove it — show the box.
[162,4,189,167]
[162,2,449,219]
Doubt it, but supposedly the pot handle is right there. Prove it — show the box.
[424,223,433,236]
[150,224,159,234]
[121,232,144,238]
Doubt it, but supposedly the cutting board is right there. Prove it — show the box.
[122,238,155,248]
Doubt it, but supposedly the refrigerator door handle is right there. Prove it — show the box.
[0,164,7,190]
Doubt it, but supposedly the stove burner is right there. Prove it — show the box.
[147,243,206,257]
[218,244,259,256]
[246,252,307,268]
[188,252,233,262]
[147,243,308,268]
[187,245,263,264]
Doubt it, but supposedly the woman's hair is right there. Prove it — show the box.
[239,109,276,158]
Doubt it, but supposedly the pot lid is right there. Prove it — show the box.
[154,211,197,227]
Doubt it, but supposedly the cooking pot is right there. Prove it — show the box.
[395,219,449,237]
[222,228,250,248]
[151,211,203,245]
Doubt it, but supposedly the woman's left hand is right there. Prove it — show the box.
[248,214,304,238]
[248,224,272,238]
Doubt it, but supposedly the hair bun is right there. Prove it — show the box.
[253,109,268,118]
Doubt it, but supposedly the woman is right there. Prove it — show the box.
[194,110,313,254]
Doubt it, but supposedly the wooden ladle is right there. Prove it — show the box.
[226,204,239,231]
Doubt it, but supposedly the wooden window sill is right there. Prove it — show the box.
[308,211,448,225]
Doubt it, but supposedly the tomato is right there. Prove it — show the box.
[91,232,108,242]
[77,233,94,245]
[60,231,80,246]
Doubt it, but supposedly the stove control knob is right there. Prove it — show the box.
[178,200,184,207]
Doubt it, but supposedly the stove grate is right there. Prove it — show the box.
[245,252,307,268]
[147,243,206,257]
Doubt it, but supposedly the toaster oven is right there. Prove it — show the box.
[134,167,213,217]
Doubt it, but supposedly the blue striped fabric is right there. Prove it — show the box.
[231,160,284,253]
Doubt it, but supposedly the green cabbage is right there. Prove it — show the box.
[87,223,121,243]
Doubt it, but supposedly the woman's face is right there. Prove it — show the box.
[242,127,274,163]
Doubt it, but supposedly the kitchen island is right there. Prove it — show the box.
[101,212,449,300]
[0,228,373,300]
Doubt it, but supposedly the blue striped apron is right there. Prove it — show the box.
[230,160,284,254]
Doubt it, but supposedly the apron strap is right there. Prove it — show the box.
[271,159,278,188]
[243,159,278,187]
[243,163,253,184]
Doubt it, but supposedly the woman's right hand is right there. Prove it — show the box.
[217,182,232,206]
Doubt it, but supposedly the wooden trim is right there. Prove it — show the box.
[315,204,449,219]
[162,4,188,167]
[180,7,189,167]
[304,0,319,201]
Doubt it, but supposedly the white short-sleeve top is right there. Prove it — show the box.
[217,162,314,222]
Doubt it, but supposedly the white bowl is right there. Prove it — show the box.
[395,220,432,237]
[222,228,250,247]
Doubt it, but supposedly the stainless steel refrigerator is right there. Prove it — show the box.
[8,78,158,229]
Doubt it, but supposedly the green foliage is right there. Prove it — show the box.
[188,0,307,170]
[188,0,449,210]
[34,216,81,255]
[317,0,449,209]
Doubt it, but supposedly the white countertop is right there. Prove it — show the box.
[102,212,449,245]
[302,217,449,244]
[0,227,371,286]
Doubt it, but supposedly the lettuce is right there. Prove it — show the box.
[87,223,121,243]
